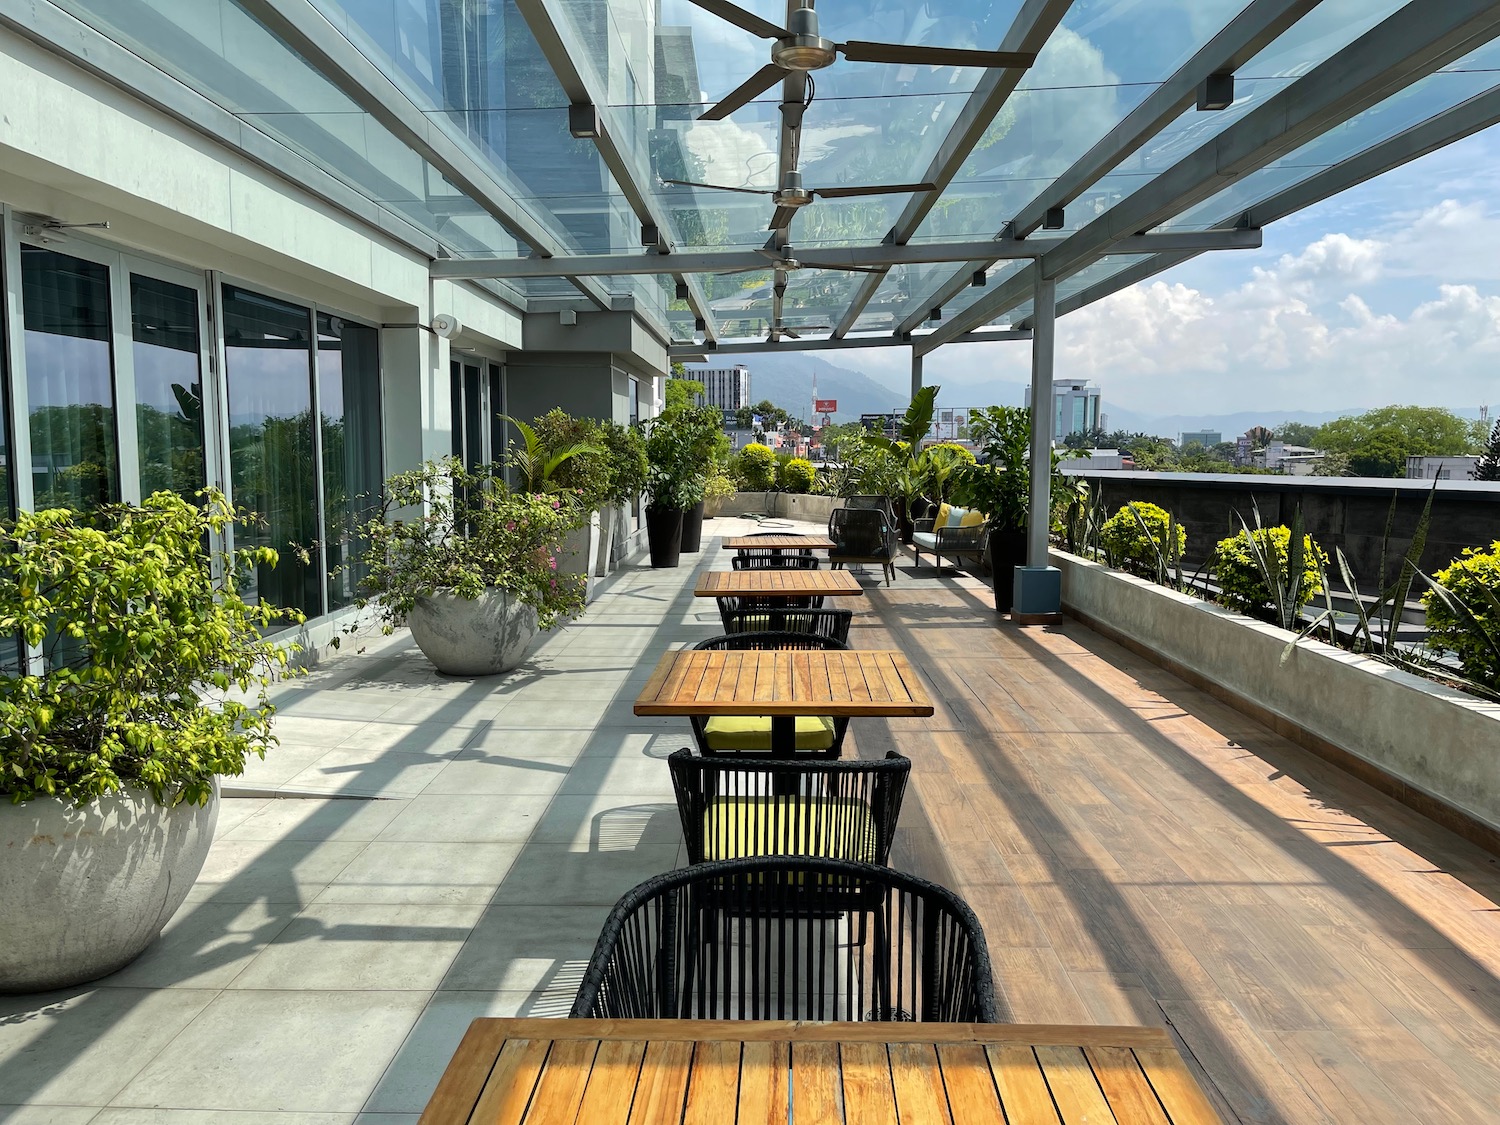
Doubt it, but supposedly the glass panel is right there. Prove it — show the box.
[131,274,205,499]
[223,284,320,620]
[488,364,505,474]
[449,361,465,461]
[317,313,382,611]
[21,246,119,512]
[464,364,483,470]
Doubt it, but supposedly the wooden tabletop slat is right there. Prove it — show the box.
[634,651,935,719]
[737,1041,790,1125]
[986,1045,1064,1125]
[694,570,866,598]
[839,1043,897,1125]
[423,1020,1222,1125]
[792,1041,843,1124]
[722,535,836,550]
[937,1044,1008,1125]
[889,1042,954,1125]
[626,1040,694,1125]
[1036,1045,1118,1125]
[572,1040,646,1125]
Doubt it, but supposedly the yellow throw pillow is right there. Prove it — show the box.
[703,796,878,863]
[936,502,953,528]
[959,509,986,528]
[702,714,837,752]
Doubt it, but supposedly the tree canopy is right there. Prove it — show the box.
[1313,405,1484,478]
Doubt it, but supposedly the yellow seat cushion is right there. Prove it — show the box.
[703,796,878,863]
[935,502,953,528]
[703,714,836,752]
[958,508,986,528]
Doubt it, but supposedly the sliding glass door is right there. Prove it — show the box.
[131,273,206,498]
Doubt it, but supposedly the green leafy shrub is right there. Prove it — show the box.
[1100,502,1185,575]
[352,458,585,630]
[734,444,777,490]
[597,420,647,507]
[1213,525,1327,616]
[781,457,816,493]
[0,491,301,806]
[1423,541,1500,688]
[703,470,737,509]
[523,409,610,509]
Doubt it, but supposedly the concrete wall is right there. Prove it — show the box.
[719,493,843,524]
[1053,549,1500,835]
[1073,471,1500,592]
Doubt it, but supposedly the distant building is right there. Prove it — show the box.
[691,365,751,412]
[1259,441,1323,475]
[932,407,978,444]
[1406,455,1480,480]
[1180,430,1222,448]
[1059,449,1134,472]
[1025,379,1102,436]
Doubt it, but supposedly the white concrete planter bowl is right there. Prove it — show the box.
[557,512,602,601]
[0,787,218,993]
[406,588,540,676]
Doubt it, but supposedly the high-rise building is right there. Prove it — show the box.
[1180,430,1223,448]
[1024,380,1103,437]
[691,365,752,412]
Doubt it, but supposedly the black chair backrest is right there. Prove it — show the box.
[731,554,821,570]
[570,856,999,1023]
[718,606,853,645]
[667,748,910,867]
[829,506,892,556]
[694,631,846,652]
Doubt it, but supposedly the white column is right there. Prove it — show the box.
[1028,273,1057,567]
[910,349,923,401]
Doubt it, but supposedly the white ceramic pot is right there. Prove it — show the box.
[406,588,540,676]
[0,786,218,993]
[557,512,602,600]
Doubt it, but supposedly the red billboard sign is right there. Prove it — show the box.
[814,399,837,413]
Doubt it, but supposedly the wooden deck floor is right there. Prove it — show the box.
[851,579,1500,1125]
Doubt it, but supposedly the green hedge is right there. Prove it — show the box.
[1213,525,1326,615]
[1424,541,1500,689]
[1099,501,1184,575]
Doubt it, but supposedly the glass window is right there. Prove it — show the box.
[21,246,119,512]
[131,274,206,499]
[317,313,382,610]
[488,363,505,475]
[223,284,320,620]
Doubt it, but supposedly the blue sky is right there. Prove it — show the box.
[850,124,1500,418]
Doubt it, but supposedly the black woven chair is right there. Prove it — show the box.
[688,632,848,758]
[736,531,814,562]
[828,506,896,585]
[569,856,998,1023]
[730,554,822,570]
[717,605,853,645]
[668,749,910,867]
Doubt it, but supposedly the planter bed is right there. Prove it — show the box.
[1051,549,1500,850]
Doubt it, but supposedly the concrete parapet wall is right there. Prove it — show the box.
[717,493,844,525]
[1052,549,1500,839]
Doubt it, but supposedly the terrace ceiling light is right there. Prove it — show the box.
[1198,73,1235,111]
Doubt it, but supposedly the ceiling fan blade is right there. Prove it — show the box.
[686,0,790,40]
[839,41,1038,69]
[781,327,802,339]
[812,181,938,199]
[766,205,800,230]
[797,260,890,275]
[700,63,787,120]
[661,177,769,196]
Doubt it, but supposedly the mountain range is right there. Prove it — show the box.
[693,351,1488,438]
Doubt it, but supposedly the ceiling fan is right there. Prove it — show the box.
[706,242,890,277]
[663,169,937,229]
[689,1,1038,120]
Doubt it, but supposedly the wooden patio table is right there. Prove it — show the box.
[418,1017,1225,1124]
[720,533,836,551]
[694,568,864,600]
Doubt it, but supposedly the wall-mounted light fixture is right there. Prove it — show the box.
[929,307,942,322]
[971,270,987,288]
[1197,73,1234,111]
[692,316,706,346]
[674,281,689,301]
[1043,207,1065,230]
[568,103,599,137]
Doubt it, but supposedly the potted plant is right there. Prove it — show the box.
[0,491,300,992]
[350,458,585,674]
[595,420,648,573]
[868,386,939,541]
[679,405,729,553]
[951,406,1034,613]
[506,410,609,593]
[702,469,737,517]
[642,409,705,567]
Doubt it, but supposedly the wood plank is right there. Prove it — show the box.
[523,1038,598,1125]
[839,1042,897,1125]
[1084,1046,1172,1125]
[468,1038,551,1125]
[737,1040,790,1125]
[860,652,894,704]
[772,651,793,706]
[889,1042,953,1125]
[637,653,681,710]
[1034,1045,1115,1125]
[791,1041,843,1124]
[572,1039,647,1125]
[683,1040,741,1125]
[935,1044,1006,1125]
[627,1040,695,1125]
[1134,1047,1227,1125]
[987,1045,1062,1125]
[416,1020,513,1125]
[722,535,835,550]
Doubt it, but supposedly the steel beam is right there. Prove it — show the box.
[433,230,1261,280]
[919,0,1500,351]
[513,0,717,342]
[667,328,1030,359]
[896,0,1319,337]
[832,0,1073,338]
[238,0,613,308]
[1027,274,1057,569]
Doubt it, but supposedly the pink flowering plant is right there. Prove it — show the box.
[350,458,585,631]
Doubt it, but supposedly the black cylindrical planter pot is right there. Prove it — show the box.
[989,527,1028,613]
[680,500,706,553]
[646,506,684,568]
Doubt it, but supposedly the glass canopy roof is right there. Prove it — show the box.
[48,0,1500,350]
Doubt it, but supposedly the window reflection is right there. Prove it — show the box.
[131,274,205,499]
[223,285,320,620]
[22,246,119,512]
[317,313,382,610]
